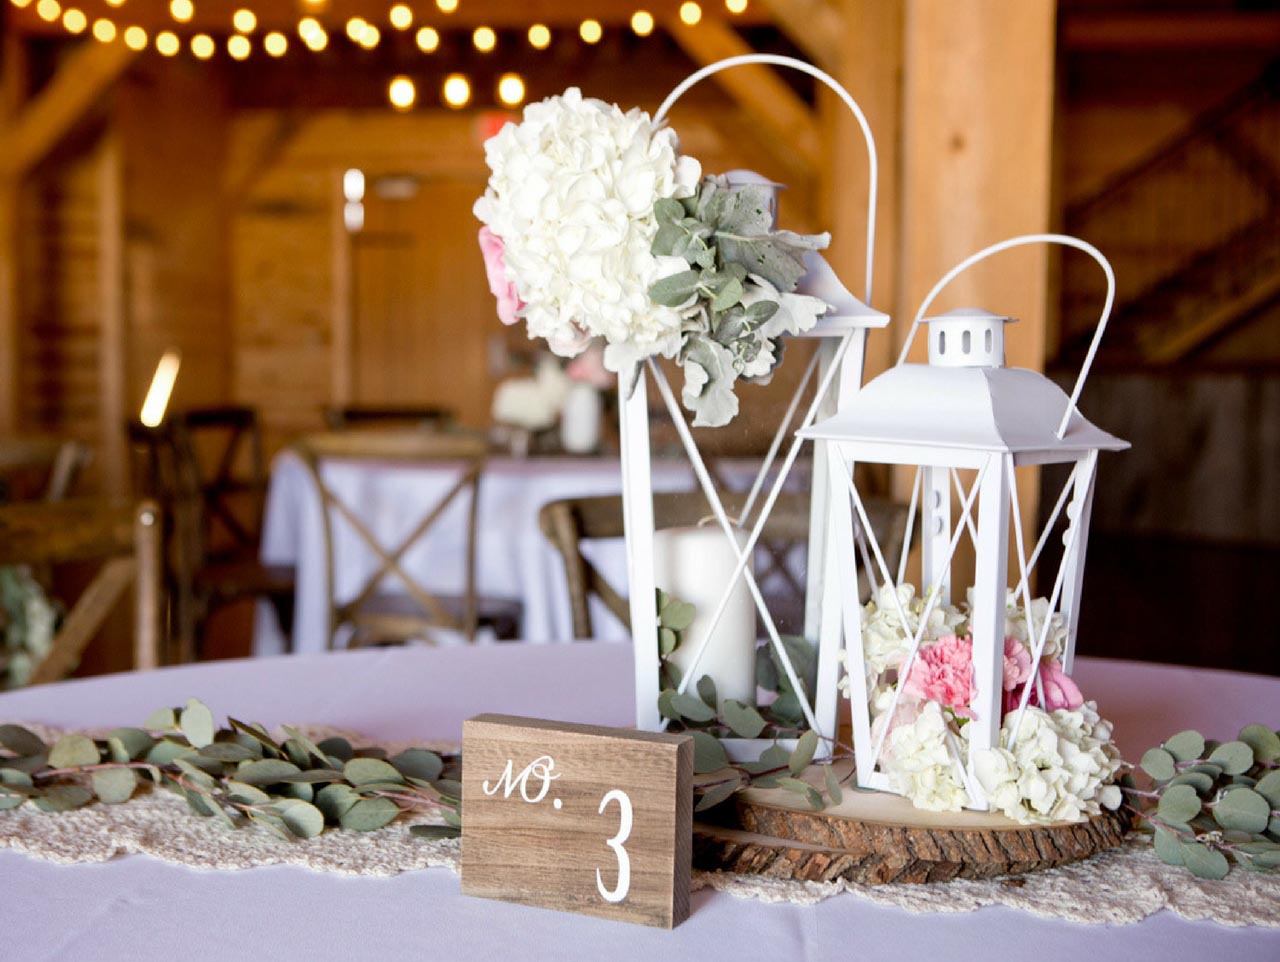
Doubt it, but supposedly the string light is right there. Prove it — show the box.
[298,17,321,39]
[579,19,602,43]
[103,0,123,6]
[123,25,147,49]
[61,8,86,33]
[472,26,495,52]
[679,2,702,25]
[91,17,116,41]
[169,0,193,23]
[232,8,255,32]
[191,33,214,58]
[345,17,366,41]
[415,26,439,52]
[527,23,550,49]
[9,0,33,9]
[630,10,653,36]
[35,0,60,24]
[435,0,457,11]
[389,4,411,29]
[156,30,179,55]
[388,75,416,111]
[442,73,470,108]
[304,26,328,51]
[726,0,747,12]
[496,73,525,107]
[343,169,365,202]
[228,34,251,59]
[264,31,287,55]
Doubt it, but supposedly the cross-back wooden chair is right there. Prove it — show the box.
[0,436,91,503]
[322,405,454,432]
[292,430,521,648]
[539,492,911,639]
[128,406,295,662]
[0,498,162,685]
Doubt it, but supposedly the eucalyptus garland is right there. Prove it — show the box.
[0,701,461,841]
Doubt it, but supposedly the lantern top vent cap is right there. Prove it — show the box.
[922,307,1015,369]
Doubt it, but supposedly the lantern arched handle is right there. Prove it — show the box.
[895,233,1116,440]
[655,54,878,304]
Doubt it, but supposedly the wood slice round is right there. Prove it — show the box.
[692,766,1130,885]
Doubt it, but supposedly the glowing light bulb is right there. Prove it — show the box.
[103,0,123,6]
[304,26,327,50]
[35,0,60,23]
[579,19,602,43]
[389,4,411,29]
[435,0,456,11]
[496,73,525,107]
[346,17,365,41]
[264,31,287,56]
[156,30,179,55]
[726,0,747,12]
[679,1,702,25]
[472,26,495,52]
[415,26,438,51]
[92,17,116,41]
[169,0,193,23]
[388,75,416,111]
[228,34,250,59]
[360,23,380,47]
[343,169,365,202]
[139,351,181,428]
[442,73,470,109]
[298,17,320,39]
[527,23,550,49]
[9,0,33,9]
[61,8,86,32]
[232,8,255,32]
[191,33,214,58]
[123,25,147,49]
[631,10,653,36]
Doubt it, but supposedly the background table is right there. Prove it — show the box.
[253,454,801,655]
[2,647,1276,960]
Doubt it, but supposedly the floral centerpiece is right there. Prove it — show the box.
[475,88,832,427]
[849,583,1123,824]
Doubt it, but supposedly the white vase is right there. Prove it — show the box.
[559,382,602,454]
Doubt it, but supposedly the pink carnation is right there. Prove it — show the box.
[1003,636,1032,691]
[902,634,975,717]
[478,226,523,326]
[1002,657,1084,715]
[565,342,614,388]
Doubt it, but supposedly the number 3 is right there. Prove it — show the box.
[595,789,632,903]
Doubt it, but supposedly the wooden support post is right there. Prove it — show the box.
[97,134,128,495]
[0,183,17,434]
[330,168,354,405]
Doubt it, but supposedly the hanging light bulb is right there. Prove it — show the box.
[726,0,747,13]
[389,4,411,29]
[61,7,86,32]
[679,2,702,25]
[10,0,34,9]
[346,17,366,41]
[473,26,495,52]
[388,75,416,111]
[228,34,251,59]
[35,0,60,24]
[264,31,287,55]
[305,28,328,50]
[442,73,470,109]
[527,24,550,49]
[156,30,180,55]
[415,26,439,52]
[92,17,116,41]
[169,0,193,23]
[630,10,654,36]
[579,19,602,43]
[191,33,215,59]
[360,23,380,48]
[232,8,255,32]
[496,73,525,107]
[435,0,457,11]
[123,25,147,49]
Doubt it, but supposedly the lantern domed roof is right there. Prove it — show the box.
[799,363,1129,456]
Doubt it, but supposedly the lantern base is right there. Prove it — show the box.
[691,762,1129,885]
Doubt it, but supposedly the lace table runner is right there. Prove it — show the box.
[3,724,1277,928]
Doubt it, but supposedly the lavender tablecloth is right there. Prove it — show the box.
[1,647,1277,960]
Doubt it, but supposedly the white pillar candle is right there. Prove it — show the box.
[652,523,757,710]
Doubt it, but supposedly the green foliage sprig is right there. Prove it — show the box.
[654,590,853,814]
[0,700,461,841]
[1126,725,1280,879]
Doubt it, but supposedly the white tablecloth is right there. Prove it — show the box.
[253,455,703,654]
[1,649,1277,960]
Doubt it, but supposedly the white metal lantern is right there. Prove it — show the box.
[622,55,888,758]
[799,234,1129,808]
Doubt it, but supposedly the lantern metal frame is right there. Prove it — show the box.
[800,234,1128,807]
[621,55,887,758]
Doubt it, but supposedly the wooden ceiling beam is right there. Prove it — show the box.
[755,0,843,73]
[1062,13,1280,51]
[0,40,136,178]
[663,18,821,177]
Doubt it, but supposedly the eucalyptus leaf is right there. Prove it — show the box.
[1163,730,1205,762]
[174,758,218,790]
[339,797,400,832]
[315,783,359,821]
[1238,724,1280,764]
[1255,770,1280,807]
[695,778,740,813]
[721,700,766,739]
[0,795,23,811]
[316,737,354,763]
[648,270,700,308]
[689,731,729,774]
[278,800,325,839]
[671,691,716,724]
[0,768,34,788]
[759,744,790,770]
[247,810,292,841]
[107,727,155,761]
[178,699,216,749]
[778,777,824,811]
[228,718,283,756]
[442,808,462,829]
[657,689,682,723]
[344,757,404,786]
[661,601,696,632]
[225,780,271,805]
[0,724,47,757]
[1213,787,1271,833]
[434,778,463,801]
[1153,826,1184,865]
[197,742,257,763]
[1208,741,1255,776]
[410,824,461,840]
[824,763,843,805]
[1168,771,1215,795]
[1157,784,1203,824]
[789,730,819,776]
[143,707,177,731]
[1179,841,1230,880]
[389,749,443,783]
[696,675,718,711]
[91,768,138,804]
[658,627,678,656]
[34,784,93,812]
[236,758,302,786]
[48,733,99,769]
[1140,747,1176,781]
[145,739,192,767]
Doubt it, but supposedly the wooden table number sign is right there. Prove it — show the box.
[461,715,694,928]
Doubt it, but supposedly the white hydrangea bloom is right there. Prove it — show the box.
[884,701,967,812]
[966,588,1069,662]
[971,701,1122,825]
[474,88,702,364]
[860,583,967,676]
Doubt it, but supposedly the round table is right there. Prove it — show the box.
[1,647,1277,959]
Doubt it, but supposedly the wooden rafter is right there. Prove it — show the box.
[0,41,137,178]
[756,0,844,73]
[664,19,821,177]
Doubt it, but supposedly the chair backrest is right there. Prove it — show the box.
[0,437,91,503]
[323,405,453,432]
[291,430,488,647]
[0,498,162,685]
[539,492,911,639]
